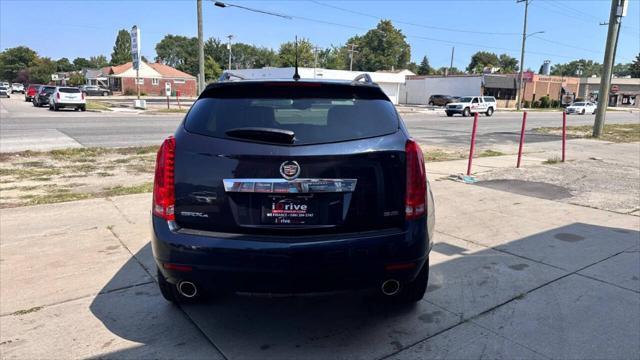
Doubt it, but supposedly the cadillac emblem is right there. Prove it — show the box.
[280,161,301,180]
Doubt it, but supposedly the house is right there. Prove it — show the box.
[101,61,197,97]
[225,67,413,104]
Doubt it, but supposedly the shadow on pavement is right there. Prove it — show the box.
[89,223,639,359]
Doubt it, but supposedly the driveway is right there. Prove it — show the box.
[1,166,638,359]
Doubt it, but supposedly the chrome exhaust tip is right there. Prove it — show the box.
[381,279,401,296]
[177,281,198,298]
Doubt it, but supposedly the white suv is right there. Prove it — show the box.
[11,83,24,94]
[49,87,86,111]
[446,96,497,117]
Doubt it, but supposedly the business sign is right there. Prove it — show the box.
[611,85,620,93]
[522,71,534,83]
[51,74,59,81]
[130,25,141,70]
[165,82,172,96]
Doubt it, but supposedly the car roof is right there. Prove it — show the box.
[206,78,381,90]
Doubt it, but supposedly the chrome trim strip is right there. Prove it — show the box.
[223,178,357,193]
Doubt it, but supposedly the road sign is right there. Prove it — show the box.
[165,82,172,97]
[130,26,141,70]
[611,84,620,93]
[51,74,59,81]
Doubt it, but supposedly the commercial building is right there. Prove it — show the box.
[578,77,640,108]
[94,61,197,96]
[225,67,413,104]
[401,73,581,107]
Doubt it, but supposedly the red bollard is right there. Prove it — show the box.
[562,111,567,162]
[516,111,527,168]
[466,112,479,175]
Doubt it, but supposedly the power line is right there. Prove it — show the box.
[310,0,521,36]
[529,35,603,54]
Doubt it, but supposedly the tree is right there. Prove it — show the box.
[0,46,38,81]
[417,56,433,75]
[406,62,418,74]
[29,57,57,84]
[467,51,499,73]
[155,34,198,75]
[110,29,132,65]
[73,57,92,70]
[318,45,347,70]
[89,55,109,69]
[498,54,518,73]
[551,59,602,77]
[434,66,464,75]
[630,53,640,78]
[204,56,222,82]
[68,72,85,86]
[56,57,74,72]
[345,20,411,71]
[277,38,315,67]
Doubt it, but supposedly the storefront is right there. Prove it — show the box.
[579,77,640,108]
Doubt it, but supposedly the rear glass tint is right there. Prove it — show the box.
[185,83,399,145]
[59,88,80,93]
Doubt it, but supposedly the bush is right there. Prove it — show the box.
[124,88,135,96]
[551,100,560,108]
[532,100,541,108]
[539,96,551,108]
[523,100,531,108]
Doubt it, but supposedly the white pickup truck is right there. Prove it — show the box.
[445,96,497,117]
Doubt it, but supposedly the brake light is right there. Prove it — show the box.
[405,139,426,220]
[81,92,85,100]
[56,92,60,100]
[153,137,176,220]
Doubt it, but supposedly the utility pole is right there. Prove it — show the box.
[347,43,358,71]
[516,0,529,110]
[197,0,205,94]
[593,0,626,137]
[226,35,234,70]
[448,46,455,76]
[312,46,322,78]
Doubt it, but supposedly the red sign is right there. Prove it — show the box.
[611,85,620,93]
[523,71,534,83]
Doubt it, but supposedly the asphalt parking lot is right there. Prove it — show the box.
[1,154,638,359]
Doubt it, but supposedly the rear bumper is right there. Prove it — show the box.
[55,101,85,107]
[152,216,432,293]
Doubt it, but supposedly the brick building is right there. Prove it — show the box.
[520,73,580,104]
[102,61,197,97]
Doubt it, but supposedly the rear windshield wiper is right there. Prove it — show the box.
[225,127,295,144]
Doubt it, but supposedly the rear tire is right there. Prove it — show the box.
[103,91,109,96]
[462,107,471,117]
[445,111,454,117]
[53,104,59,111]
[80,105,86,112]
[581,109,586,115]
[485,107,494,117]
[428,101,434,106]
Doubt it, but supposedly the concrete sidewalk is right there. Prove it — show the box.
[1,157,639,359]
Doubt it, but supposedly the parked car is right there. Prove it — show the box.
[0,81,9,88]
[11,83,24,94]
[24,84,41,102]
[152,75,435,304]
[428,94,456,106]
[33,85,56,107]
[445,96,497,117]
[49,87,86,111]
[0,86,9,98]
[565,101,596,115]
[81,85,111,96]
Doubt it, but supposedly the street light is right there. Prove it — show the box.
[516,25,544,110]
[213,1,293,19]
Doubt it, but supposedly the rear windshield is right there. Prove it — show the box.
[573,102,585,106]
[42,87,55,93]
[59,88,80,93]
[185,83,399,145]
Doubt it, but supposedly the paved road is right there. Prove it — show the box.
[1,96,638,152]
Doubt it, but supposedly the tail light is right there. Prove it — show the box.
[81,92,85,100]
[405,139,426,220]
[153,137,176,220]
[56,92,60,99]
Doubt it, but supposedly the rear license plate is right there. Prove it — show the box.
[262,196,318,225]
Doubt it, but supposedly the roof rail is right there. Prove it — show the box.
[219,71,247,82]
[351,73,373,85]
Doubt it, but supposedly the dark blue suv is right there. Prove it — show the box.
[152,75,435,304]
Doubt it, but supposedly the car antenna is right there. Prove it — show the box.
[293,36,300,81]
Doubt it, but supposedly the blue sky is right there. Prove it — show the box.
[1,0,639,71]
